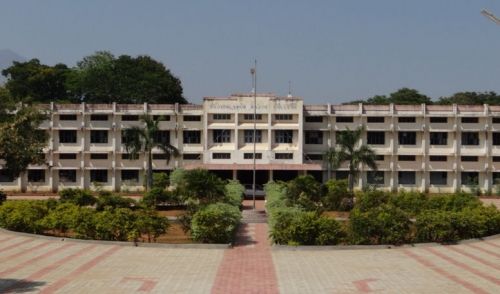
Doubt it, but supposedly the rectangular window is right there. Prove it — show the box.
[336,171,349,180]
[461,132,479,145]
[398,155,416,161]
[461,117,479,123]
[244,130,262,143]
[243,114,263,120]
[153,115,170,121]
[183,153,201,160]
[122,153,139,160]
[152,153,167,160]
[154,131,170,144]
[305,154,323,160]
[28,170,45,183]
[59,130,77,143]
[275,153,293,159]
[59,170,76,183]
[493,133,500,146]
[461,172,479,186]
[398,132,416,145]
[430,117,448,123]
[430,156,447,162]
[121,170,139,182]
[275,130,293,143]
[493,172,500,185]
[398,117,416,123]
[430,172,447,185]
[367,131,385,145]
[59,114,77,121]
[367,171,384,185]
[244,153,262,159]
[461,156,478,162]
[367,116,385,123]
[212,153,231,159]
[183,115,201,121]
[375,155,385,161]
[90,130,108,143]
[493,156,500,162]
[213,114,231,120]
[59,153,77,160]
[305,131,323,144]
[336,116,353,123]
[90,114,108,121]
[430,132,448,145]
[122,115,139,121]
[90,153,108,160]
[398,171,416,185]
[213,129,231,143]
[275,114,293,120]
[183,130,201,144]
[305,116,323,123]
[90,170,108,183]
[493,117,500,124]
[0,170,14,182]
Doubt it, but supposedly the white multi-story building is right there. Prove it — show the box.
[2,93,500,193]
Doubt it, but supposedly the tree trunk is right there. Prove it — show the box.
[146,150,153,191]
[348,163,355,192]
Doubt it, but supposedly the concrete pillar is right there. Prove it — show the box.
[269,170,274,181]
[232,169,237,180]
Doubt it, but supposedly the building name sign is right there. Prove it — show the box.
[208,101,299,112]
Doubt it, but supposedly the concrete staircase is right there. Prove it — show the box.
[241,209,268,223]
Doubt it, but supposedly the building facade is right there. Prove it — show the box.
[1,93,500,193]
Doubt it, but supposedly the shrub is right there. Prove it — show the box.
[354,190,390,212]
[268,206,303,244]
[39,202,81,236]
[191,203,241,243]
[142,187,169,207]
[93,208,138,241]
[426,193,481,211]
[264,181,287,211]
[135,209,170,242]
[0,191,6,205]
[59,188,97,206]
[0,200,49,233]
[389,191,428,216]
[285,175,322,210]
[181,169,226,205]
[321,179,353,211]
[153,172,170,189]
[348,204,411,245]
[224,180,244,207]
[96,191,136,211]
[169,168,186,187]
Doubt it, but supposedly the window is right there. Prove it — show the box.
[461,132,479,145]
[430,132,448,145]
[90,130,108,143]
[275,114,293,120]
[305,154,323,160]
[430,117,447,123]
[153,131,170,144]
[183,153,201,160]
[59,114,77,121]
[375,155,385,161]
[244,130,262,143]
[305,131,323,144]
[305,116,323,123]
[59,170,76,183]
[213,114,231,120]
[0,170,14,182]
[275,130,293,143]
[367,116,385,123]
[430,172,447,185]
[153,115,170,121]
[152,153,168,160]
[399,132,416,145]
[28,170,45,183]
[244,153,262,159]
[398,155,416,161]
[121,170,139,182]
[493,172,500,185]
[183,130,201,144]
[398,117,416,123]
[398,171,416,185]
[212,153,231,159]
[90,153,108,160]
[122,153,139,160]
[243,114,262,120]
[59,153,77,160]
[336,171,349,180]
[493,133,500,146]
[367,171,384,185]
[367,132,385,145]
[59,130,77,143]
[90,170,107,183]
[493,117,500,124]
[461,156,478,162]
[213,129,231,143]
[121,130,129,144]
[494,156,500,162]
[122,115,139,121]
[461,117,479,123]
[336,116,353,123]
[275,153,293,159]
[430,156,447,162]
[90,114,108,121]
[461,172,479,186]
[183,115,201,121]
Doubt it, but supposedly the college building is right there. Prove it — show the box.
[1,93,500,193]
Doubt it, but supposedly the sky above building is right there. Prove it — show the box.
[1,0,500,104]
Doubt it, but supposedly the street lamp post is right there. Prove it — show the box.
[251,60,257,210]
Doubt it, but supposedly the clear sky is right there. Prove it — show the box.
[2,0,500,104]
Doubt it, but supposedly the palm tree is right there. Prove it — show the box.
[324,126,377,192]
[123,114,179,191]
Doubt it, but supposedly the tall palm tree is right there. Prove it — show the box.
[324,126,377,191]
[123,114,179,191]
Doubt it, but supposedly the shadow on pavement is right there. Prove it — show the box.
[0,279,46,293]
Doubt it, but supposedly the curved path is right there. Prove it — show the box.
[0,201,499,293]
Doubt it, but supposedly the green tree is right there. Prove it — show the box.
[122,114,179,191]
[325,127,377,191]
[388,88,432,104]
[437,91,500,105]
[0,86,15,122]
[182,169,226,205]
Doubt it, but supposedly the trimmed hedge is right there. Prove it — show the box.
[224,180,244,207]
[191,203,241,243]
[0,200,48,233]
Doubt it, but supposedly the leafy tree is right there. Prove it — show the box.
[122,114,179,191]
[135,208,169,242]
[325,127,377,191]
[0,86,15,122]
[349,88,432,105]
[284,175,322,210]
[437,91,500,105]
[59,188,97,206]
[181,169,226,205]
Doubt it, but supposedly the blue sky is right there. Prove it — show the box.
[2,0,500,103]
